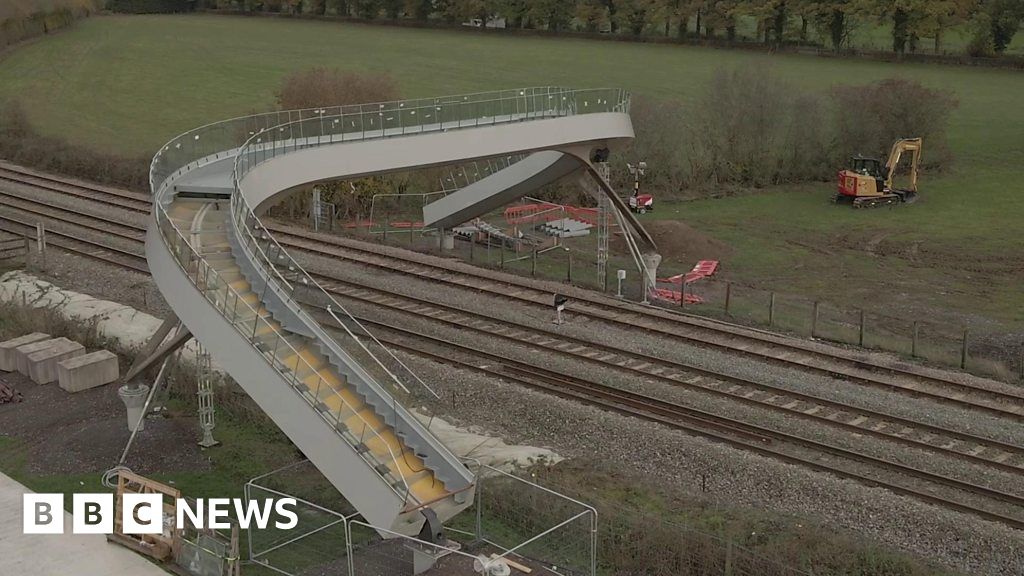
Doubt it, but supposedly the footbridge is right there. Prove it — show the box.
[146,87,650,538]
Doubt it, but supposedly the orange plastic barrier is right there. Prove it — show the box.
[504,203,601,226]
[651,260,720,305]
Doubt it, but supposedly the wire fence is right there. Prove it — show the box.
[352,210,1023,384]
[682,277,1024,382]
[239,460,814,576]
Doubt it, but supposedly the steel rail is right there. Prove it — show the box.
[3,161,1018,416]
[337,316,1024,531]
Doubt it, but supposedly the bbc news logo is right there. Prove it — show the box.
[24,494,298,534]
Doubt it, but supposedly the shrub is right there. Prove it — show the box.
[830,78,958,169]
[104,0,194,13]
[620,71,957,199]
[619,95,689,196]
[0,102,150,190]
[275,67,400,109]
[684,66,834,189]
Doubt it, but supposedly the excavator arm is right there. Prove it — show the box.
[884,138,922,192]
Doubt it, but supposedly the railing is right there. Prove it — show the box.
[153,212,416,503]
[150,87,631,509]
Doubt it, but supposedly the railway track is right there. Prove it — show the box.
[271,229,1024,419]
[3,171,1023,529]
[0,190,144,242]
[328,316,1024,531]
[3,162,1020,423]
[0,214,148,273]
[308,273,1024,476]
[0,165,151,213]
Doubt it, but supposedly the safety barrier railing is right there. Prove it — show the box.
[153,211,416,503]
[150,87,631,510]
[227,87,629,480]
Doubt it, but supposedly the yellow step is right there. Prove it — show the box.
[344,407,386,438]
[278,348,325,376]
[407,472,448,503]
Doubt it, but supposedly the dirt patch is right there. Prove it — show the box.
[0,369,210,477]
[615,220,733,266]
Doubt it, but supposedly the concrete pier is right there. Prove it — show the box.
[118,384,149,432]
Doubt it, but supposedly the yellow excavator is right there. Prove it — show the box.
[835,138,922,208]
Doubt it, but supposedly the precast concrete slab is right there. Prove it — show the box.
[27,339,85,384]
[0,333,50,372]
[14,338,62,376]
[58,350,120,393]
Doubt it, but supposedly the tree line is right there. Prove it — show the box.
[207,0,1024,56]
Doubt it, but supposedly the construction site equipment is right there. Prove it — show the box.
[651,260,720,304]
[836,138,922,208]
[149,88,648,551]
[626,161,653,214]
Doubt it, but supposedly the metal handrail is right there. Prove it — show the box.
[228,87,628,435]
[149,87,631,508]
[151,205,415,503]
[149,86,618,193]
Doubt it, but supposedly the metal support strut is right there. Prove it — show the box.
[196,343,219,448]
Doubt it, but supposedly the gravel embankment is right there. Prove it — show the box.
[6,215,1023,574]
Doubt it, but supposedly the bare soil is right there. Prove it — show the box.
[612,219,733,266]
[0,368,210,477]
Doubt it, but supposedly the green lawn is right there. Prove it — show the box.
[0,13,1021,330]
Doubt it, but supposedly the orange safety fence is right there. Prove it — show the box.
[504,203,602,226]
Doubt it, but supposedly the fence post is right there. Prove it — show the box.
[859,309,866,347]
[724,281,732,315]
[35,223,46,267]
[911,321,919,357]
[680,282,686,308]
[531,250,537,277]
[961,329,969,370]
[409,225,414,246]
[469,236,475,261]
[724,540,733,576]
[768,292,776,327]
[500,243,505,269]
[811,301,819,338]
[566,251,572,283]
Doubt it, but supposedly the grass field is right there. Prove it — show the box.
[0,14,1021,329]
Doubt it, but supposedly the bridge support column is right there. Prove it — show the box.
[118,384,149,432]
[643,252,662,295]
[440,230,455,251]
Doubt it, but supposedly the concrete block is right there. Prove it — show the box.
[58,350,119,393]
[27,338,85,384]
[0,333,50,372]
[14,338,62,375]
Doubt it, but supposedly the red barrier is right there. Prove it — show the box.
[652,260,720,305]
[504,203,601,226]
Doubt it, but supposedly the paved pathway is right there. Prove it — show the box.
[0,472,168,575]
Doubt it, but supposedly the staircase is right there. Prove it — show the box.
[146,88,635,537]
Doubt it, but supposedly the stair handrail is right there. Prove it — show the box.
[149,87,632,507]
[151,205,416,503]
[229,89,627,392]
